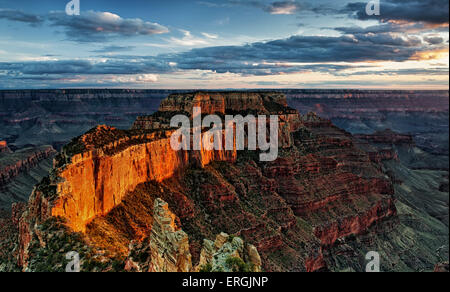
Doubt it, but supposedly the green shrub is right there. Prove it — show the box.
[199,263,213,272]
[225,256,252,272]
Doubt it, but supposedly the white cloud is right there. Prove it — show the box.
[265,1,300,15]
[110,74,159,83]
[168,30,210,47]
[202,32,219,39]
[48,11,169,42]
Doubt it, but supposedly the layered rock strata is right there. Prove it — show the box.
[0,146,56,188]
[148,199,192,272]
[132,91,303,149]
[17,92,397,272]
[355,129,414,145]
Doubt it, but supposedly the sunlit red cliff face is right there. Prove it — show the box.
[50,127,236,233]
[16,92,399,272]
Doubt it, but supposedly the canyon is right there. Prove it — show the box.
[0,146,56,211]
[0,90,448,272]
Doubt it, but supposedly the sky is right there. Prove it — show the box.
[0,0,448,89]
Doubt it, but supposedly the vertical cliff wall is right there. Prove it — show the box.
[25,126,236,235]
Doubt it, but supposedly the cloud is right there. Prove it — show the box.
[334,22,436,35]
[201,32,219,39]
[0,73,159,87]
[0,9,169,42]
[1,24,447,81]
[409,48,449,60]
[336,67,449,76]
[351,33,423,47]
[264,1,301,15]
[199,0,304,15]
[0,58,173,76]
[99,74,159,84]
[345,0,449,25]
[167,30,212,47]
[91,45,136,53]
[424,35,445,45]
[171,33,433,71]
[0,8,43,26]
[1,60,93,75]
[47,11,169,42]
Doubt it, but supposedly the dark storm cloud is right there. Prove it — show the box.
[345,0,449,24]
[0,8,43,25]
[47,11,169,42]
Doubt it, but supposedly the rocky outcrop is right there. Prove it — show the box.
[132,91,303,149]
[158,92,289,114]
[195,232,262,272]
[148,199,192,272]
[125,199,261,273]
